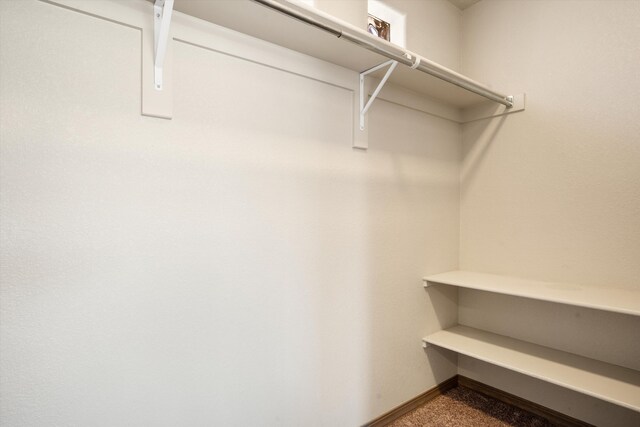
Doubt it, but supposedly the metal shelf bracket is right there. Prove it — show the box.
[154,0,174,90]
[360,60,398,130]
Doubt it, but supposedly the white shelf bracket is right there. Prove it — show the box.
[359,60,398,130]
[154,0,174,91]
[423,278,435,288]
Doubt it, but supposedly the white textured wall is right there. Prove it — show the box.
[460,0,640,287]
[315,0,368,28]
[0,1,460,425]
[459,1,640,425]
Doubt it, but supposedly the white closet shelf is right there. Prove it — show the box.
[423,325,640,412]
[423,271,640,317]
[172,0,510,108]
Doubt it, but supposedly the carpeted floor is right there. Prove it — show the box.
[388,386,554,426]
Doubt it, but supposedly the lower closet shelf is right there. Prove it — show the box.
[423,325,640,411]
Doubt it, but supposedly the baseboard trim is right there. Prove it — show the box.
[458,375,595,427]
[362,375,594,427]
[362,375,458,427]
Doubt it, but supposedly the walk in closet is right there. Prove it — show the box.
[1,1,639,426]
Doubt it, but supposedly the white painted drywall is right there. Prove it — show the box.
[314,0,368,29]
[459,1,640,425]
[0,1,460,425]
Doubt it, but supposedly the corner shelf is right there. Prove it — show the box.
[423,271,640,316]
[423,271,640,413]
[423,325,640,412]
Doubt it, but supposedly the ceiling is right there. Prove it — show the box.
[447,0,482,10]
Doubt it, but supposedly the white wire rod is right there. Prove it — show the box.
[154,0,174,90]
[251,0,513,108]
[360,60,398,130]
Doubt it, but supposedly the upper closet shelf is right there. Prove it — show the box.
[424,271,640,317]
[172,0,516,109]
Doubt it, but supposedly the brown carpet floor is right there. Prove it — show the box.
[388,386,554,427]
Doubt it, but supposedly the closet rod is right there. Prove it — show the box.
[251,0,514,108]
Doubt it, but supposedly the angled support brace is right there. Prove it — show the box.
[154,0,174,90]
[359,60,398,130]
